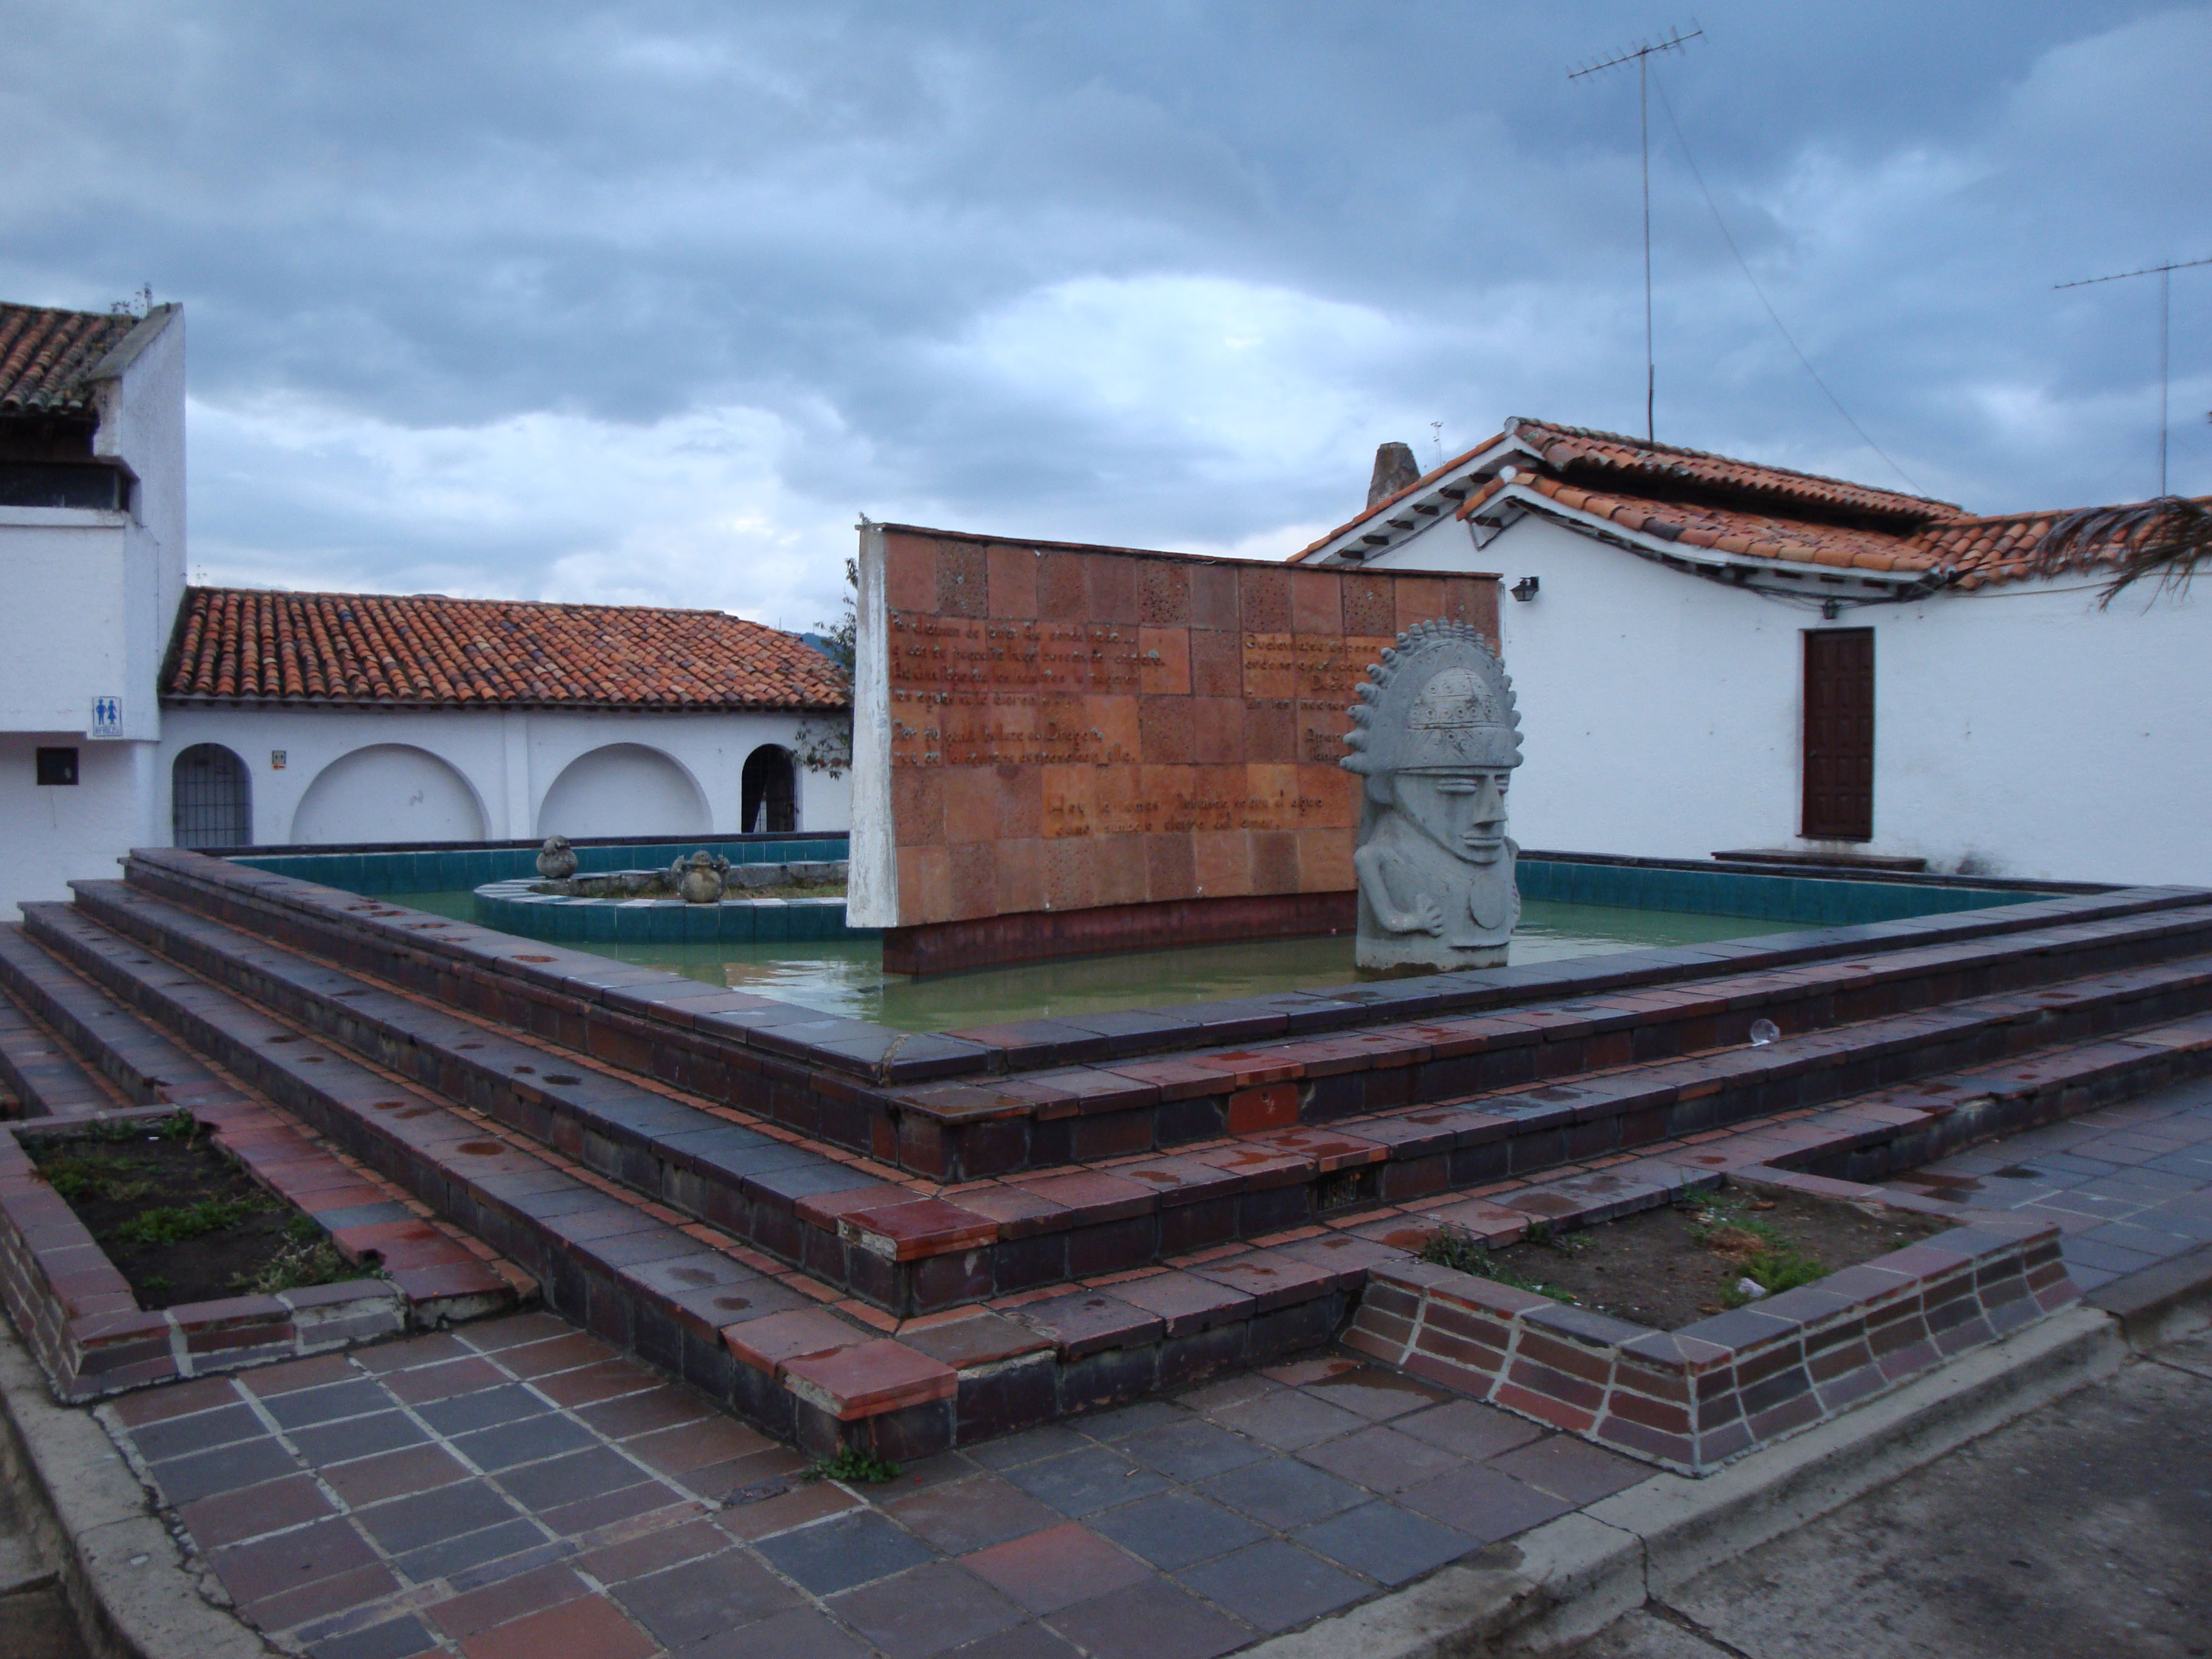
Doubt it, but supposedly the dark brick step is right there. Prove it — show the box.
[18,902,1361,1460]
[880,929,2212,1185]
[0,977,124,1118]
[43,885,2212,1324]
[28,892,1480,1319]
[111,851,2212,1191]
[0,922,234,1108]
[25,897,931,1302]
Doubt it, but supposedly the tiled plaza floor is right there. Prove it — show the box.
[1884,1074,2212,1289]
[95,1075,2212,1659]
[103,1315,1645,1659]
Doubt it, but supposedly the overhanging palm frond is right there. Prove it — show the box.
[2025,496,2212,608]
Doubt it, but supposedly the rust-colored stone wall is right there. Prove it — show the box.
[879,526,1498,936]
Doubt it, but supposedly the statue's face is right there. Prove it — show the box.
[1391,769,1511,865]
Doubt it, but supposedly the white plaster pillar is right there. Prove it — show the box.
[501,711,533,839]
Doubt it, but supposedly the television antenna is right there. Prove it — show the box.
[1570,24,1704,443]
[2056,253,2212,498]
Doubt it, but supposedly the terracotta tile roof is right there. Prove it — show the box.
[1491,474,1932,574]
[163,588,850,711]
[1299,415,2176,593]
[0,303,138,416]
[1503,418,1961,526]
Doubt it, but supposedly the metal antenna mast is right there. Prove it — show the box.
[2056,253,2212,498]
[1571,24,1703,443]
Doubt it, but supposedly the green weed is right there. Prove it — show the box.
[803,1447,903,1485]
[107,1198,263,1249]
[1419,1228,1574,1302]
[1686,1197,1828,1304]
[38,1153,152,1204]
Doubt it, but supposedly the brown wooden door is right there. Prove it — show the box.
[1802,628,1874,840]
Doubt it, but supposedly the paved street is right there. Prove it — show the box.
[1570,1330,2212,1658]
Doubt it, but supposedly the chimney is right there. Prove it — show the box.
[1367,441,1421,507]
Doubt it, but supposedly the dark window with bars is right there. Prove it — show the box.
[171,744,252,849]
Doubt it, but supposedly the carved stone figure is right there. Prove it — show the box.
[675,850,729,905]
[1341,619,1523,974]
[535,834,578,881]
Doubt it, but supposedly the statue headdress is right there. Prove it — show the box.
[1341,619,1521,800]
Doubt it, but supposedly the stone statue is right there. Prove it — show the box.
[535,835,578,881]
[674,850,730,905]
[1341,619,1523,974]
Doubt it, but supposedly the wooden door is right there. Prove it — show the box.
[1802,628,1874,840]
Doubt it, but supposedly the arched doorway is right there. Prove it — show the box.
[742,745,796,834]
[171,745,252,848]
[536,744,711,839]
[291,745,487,844]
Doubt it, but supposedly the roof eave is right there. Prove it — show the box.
[1501,488,1936,593]
[1295,434,1537,565]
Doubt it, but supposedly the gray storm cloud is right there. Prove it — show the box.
[0,0,2203,626]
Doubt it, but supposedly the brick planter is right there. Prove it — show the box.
[0,1102,518,1401]
[1341,1166,2078,1475]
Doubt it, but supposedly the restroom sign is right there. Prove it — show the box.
[89,696,123,739]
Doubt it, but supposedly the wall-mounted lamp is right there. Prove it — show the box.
[1510,576,1540,603]
[1820,599,1841,621]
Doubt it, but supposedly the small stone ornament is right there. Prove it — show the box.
[535,835,578,882]
[674,850,731,905]
[1341,619,1523,974]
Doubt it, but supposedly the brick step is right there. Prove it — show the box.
[36,891,967,1305]
[116,850,2212,1170]
[0,922,238,1109]
[99,857,2212,1198]
[25,893,1478,1324]
[44,885,2212,1325]
[880,905,2212,1177]
[17,903,1368,1458]
[0,976,124,1119]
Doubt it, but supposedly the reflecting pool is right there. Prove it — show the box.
[376,891,1802,1031]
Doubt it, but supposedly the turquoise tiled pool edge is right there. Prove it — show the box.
[470,875,876,945]
[1511,857,2031,927]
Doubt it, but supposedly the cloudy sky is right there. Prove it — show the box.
[3,2,2207,628]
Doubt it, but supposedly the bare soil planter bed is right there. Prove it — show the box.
[1460,1187,1955,1332]
[1346,1165,2079,1474]
[0,1098,519,1400]
[24,1111,371,1309]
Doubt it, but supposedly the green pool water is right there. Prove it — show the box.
[375,891,1801,1031]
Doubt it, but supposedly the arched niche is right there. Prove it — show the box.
[172,744,253,849]
[291,745,487,845]
[742,744,797,834]
[536,743,710,839]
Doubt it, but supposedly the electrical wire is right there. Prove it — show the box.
[1650,70,1928,497]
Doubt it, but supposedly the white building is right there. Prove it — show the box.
[1295,419,2212,888]
[0,301,187,911]
[0,298,851,916]
[158,588,852,853]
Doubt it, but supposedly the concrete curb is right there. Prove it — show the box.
[0,1315,274,1659]
[2087,1239,2212,1352]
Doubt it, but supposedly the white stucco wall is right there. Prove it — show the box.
[1356,511,2212,886]
[156,706,851,847]
[0,734,159,915]
[0,308,186,916]
[0,307,185,745]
